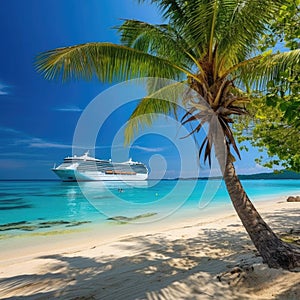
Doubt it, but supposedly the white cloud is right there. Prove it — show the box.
[0,126,166,153]
[7,134,72,149]
[96,144,122,149]
[27,138,72,149]
[236,163,272,175]
[54,106,82,112]
[0,82,10,95]
[0,128,123,151]
[131,145,166,152]
[0,126,21,134]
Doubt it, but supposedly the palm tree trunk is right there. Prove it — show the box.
[222,154,300,270]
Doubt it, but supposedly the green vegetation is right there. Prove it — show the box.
[194,170,300,180]
[238,170,300,180]
[235,0,300,171]
[36,0,300,270]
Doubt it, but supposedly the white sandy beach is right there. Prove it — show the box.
[0,197,299,300]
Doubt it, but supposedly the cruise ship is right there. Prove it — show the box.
[52,152,148,181]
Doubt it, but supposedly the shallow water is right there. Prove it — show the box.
[0,179,299,238]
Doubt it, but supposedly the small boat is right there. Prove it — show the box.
[52,151,148,181]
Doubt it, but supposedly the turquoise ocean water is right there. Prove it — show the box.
[0,179,299,239]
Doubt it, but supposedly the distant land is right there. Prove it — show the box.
[238,170,300,180]
[173,170,300,180]
[239,170,300,179]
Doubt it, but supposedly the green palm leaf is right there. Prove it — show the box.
[217,0,284,68]
[117,19,197,70]
[35,42,190,82]
[238,49,300,89]
[124,80,190,143]
[137,0,187,24]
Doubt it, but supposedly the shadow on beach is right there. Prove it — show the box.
[0,208,299,300]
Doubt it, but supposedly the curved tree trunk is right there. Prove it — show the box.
[222,154,300,270]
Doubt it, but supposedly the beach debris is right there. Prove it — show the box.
[107,212,157,223]
[217,264,254,286]
[279,228,300,246]
[287,196,300,202]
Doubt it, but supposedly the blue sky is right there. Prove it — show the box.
[0,0,271,179]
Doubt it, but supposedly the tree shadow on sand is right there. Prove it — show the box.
[0,208,299,300]
[261,208,300,232]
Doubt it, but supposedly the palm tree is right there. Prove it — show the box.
[36,0,300,270]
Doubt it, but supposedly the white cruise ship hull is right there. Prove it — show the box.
[52,152,148,182]
[53,169,148,181]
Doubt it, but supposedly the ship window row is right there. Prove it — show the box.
[59,161,148,174]
[76,165,147,174]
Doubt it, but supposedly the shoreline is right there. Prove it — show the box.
[0,195,297,260]
[1,196,299,299]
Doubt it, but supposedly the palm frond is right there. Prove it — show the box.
[183,0,218,56]
[238,49,300,90]
[180,117,207,139]
[124,98,177,145]
[208,0,218,63]
[35,42,190,82]
[181,101,245,164]
[219,116,241,159]
[124,80,190,143]
[217,0,285,72]
[137,0,220,60]
[137,0,187,25]
[117,19,206,74]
